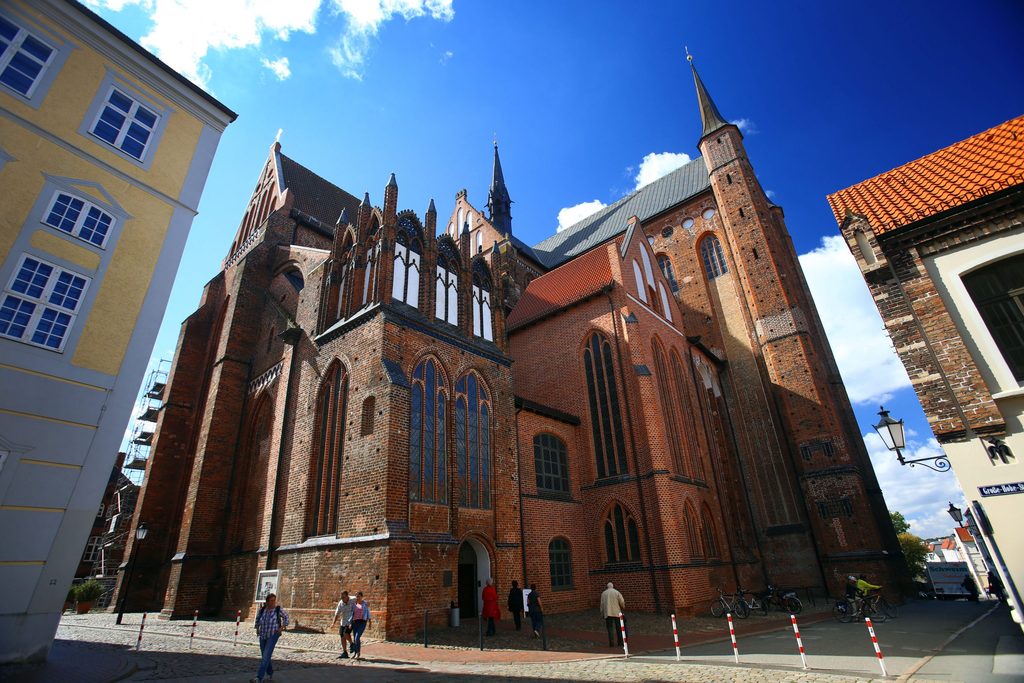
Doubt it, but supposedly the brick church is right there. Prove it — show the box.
[118,60,904,637]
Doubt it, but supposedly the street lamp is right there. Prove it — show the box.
[947,503,964,528]
[873,406,951,473]
[115,522,147,625]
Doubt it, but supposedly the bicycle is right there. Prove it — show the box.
[710,586,750,619]
[761,584,802,614]
[834,590,897,623]
[737,587,765,616]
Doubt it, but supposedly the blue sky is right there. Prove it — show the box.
[88,0,1024,538]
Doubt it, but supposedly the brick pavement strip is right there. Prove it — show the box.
[51,613,894,683]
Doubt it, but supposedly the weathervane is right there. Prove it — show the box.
[685,45,693,63]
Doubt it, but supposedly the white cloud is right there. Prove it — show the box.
[799,235,912,405]
[633,152,692,190]
[440,49,454,65]
[556,200,607,232]
[863,431,964,538]
[732,117,757,135]
[261,56,291,80]
[328,0,455,79]
[87,0,320,87]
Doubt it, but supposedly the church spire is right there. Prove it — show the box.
[688,52,729,139]
[487,141,513,236]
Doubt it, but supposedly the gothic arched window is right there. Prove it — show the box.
[700,234,728,280]
[392,214,423,308]
[701,503,720,558]
[410,358,447,503]
[652,339,687,476]
[471,260,493,341]
[685,501,701,560]
[549,538,573,590]
[583,332,628,478]
[603,503,641,564]
[671,350,705,480]
[534,433,569,494]
[362,233,380,307]
[435,237,459,326]
[657,254,679,293]
[456,371,491,508]
[335,233,354,319]
[308,361,348,536]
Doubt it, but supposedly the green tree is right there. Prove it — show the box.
[898,532,930,579]
[890,510,910,535]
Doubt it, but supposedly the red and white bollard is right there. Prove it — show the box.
[135,612,147,651]
[670,613,681,662]
[865,617,887,676]
[726,612,739,663]
[233,610,241,646]
[790,614,808,670]
[618,613,629,658]
[189,610,198,650]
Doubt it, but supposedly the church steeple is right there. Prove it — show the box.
[487,141,513,236]
[688,53,729,139]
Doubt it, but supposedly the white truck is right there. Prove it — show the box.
[925,561,971,598]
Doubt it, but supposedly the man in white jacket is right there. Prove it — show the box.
[600,582,625,647]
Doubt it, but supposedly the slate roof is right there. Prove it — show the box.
[531,156,711,268]
[827,115,1024,234]
[280,154,362,227]
[506,246,613,331]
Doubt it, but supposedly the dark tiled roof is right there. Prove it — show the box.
[280,155,361,228]
[506,246,613,331]
[531,157,711,268]
[827,116,1024,233]
[509,234,544,266]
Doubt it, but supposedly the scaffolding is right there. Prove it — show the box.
[123,360,170,485]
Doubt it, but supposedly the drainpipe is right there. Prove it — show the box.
[607,291,661,612]
[513,405,529,586]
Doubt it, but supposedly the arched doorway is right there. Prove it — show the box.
[457,538,491,619]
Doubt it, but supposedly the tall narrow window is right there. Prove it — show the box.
[456,371,491,508]
[657,255,679,293]
[0,253,89,351]
[391,234,421,307]
[652,340,688,476]
[362,238,379,306]
[309,362,348,536]
[671,350,705,480]
[603,503,641,564]
[685,502,702,560]
[471,260,493,341]
[534,433,569,494]
[583,332,628,478]
[962,254,1024,382]
[435,237,459,326]
[701,503,719,558]
[700,235,728,279]
[409,359,447,503]
[0,16,54,98]
[549,538,573,590]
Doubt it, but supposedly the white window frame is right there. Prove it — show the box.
[42,191,116,248]
[88,85,160,161]
[0,253,90,352]
[82,535,101,563]
[0,14,54,99]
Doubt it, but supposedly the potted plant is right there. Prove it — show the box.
[64,585,76,613]
[73,580,104,614]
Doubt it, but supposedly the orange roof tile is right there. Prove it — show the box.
[506,246,613,331]
[954,526,974,543]
[827,115,1024,233]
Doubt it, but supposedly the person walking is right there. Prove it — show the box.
[251,593,288,683]
[482,577,501,636]
[350,591,372,659]
[527,583,544,637]
[962,575,980,602]
[507,580,524,631]
[600,582,625,647]
[329,589,354,658]
[989,572,1005,602]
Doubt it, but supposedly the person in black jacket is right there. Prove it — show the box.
[507,580,524,631]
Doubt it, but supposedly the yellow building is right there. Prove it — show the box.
[0,0,234,661]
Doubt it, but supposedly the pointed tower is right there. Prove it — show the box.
[689,56,904,593]
[487,142,513,236]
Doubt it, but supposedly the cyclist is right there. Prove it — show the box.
[844,575,860,612]
[856,574,882,596]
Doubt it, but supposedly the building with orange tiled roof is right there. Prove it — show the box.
[113,59,905,639]
[829,115,1024,631]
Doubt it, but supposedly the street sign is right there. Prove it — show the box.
[978,482,1024,497]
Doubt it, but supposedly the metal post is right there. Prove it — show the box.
[189,610,198,650]
[423,609,428,648]
[233,610,241,646]
[135,612,147,651]
[727,612,738,663]
[478,613,484,651]
[790,614,808,669]
[671,613,681,661]
[865,617,887,676]
[619,613,629,658]
[115,540,142,625]
[542,623,548,651]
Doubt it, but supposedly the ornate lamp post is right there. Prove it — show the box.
[947,502,965,528]
[873,406,950,473]
[115,522,147,625]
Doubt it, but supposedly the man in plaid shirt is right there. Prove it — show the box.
[251,593,289,683]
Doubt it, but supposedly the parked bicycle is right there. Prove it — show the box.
[760,584,803,614]
[710,586,750,619]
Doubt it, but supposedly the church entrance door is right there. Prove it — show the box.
[457,538,490,619]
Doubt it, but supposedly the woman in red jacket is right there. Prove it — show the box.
[482,577,500,636]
